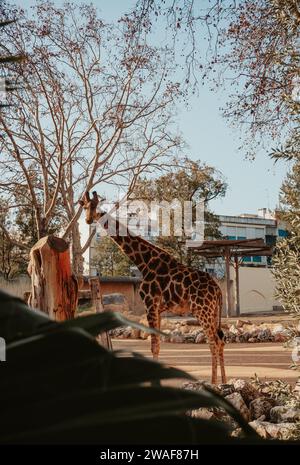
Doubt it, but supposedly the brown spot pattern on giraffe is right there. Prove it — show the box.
[82,190,226,384]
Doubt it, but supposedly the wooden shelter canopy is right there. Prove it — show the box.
[191,238,273,318]
[192,238,273,258]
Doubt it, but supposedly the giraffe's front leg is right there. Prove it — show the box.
[146,304,161,360]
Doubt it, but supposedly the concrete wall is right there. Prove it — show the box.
[2,267,280,316]
[230,266,281,313]
[0,275,31,299]
[81,277,145,315]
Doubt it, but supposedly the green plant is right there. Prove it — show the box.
[0,289,262,444]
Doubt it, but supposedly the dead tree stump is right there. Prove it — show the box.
[27,235,78,321]
[89,277,112,350]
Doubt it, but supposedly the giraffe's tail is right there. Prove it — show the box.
[217,290,224,340]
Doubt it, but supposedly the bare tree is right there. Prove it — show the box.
[133,0,300,154]
[0,1,182,277]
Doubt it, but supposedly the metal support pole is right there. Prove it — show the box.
[234,255,241,317]
[224,247,232,318]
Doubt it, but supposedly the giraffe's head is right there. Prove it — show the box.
[79,191,102,225]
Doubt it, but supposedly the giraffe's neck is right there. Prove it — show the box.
[104,217,171,275]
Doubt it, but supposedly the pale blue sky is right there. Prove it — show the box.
[14,0,288,216]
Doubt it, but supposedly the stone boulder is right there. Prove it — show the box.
[257,328,272,342]
[225,392,250,422]
[271,323,285,336]
[102,293,129,313]
[195,331,206,344]
[190,408,215,420]
[249,420,300,440]
[249,397,277,421]
[169,331,185,343]
[293,378,300,398]
[217,383,236,397]
[229,378,260,406]
[270,406,300,423]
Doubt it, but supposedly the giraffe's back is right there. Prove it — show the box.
[139,254,222,317]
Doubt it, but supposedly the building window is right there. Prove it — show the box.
[227,235,236,240]
[252,256,262,263]
[242,256,251,262]
[237,236,246,240]
[278,229,288,238]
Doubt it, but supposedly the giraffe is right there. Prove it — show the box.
[80,191,226,384]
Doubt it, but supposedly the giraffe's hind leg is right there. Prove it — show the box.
[208,338,218,385]
[217,332,226,383]
[192,304,219,384]
[145,300,162,387]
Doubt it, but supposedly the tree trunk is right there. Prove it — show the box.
[89,277,112,350]
[71,221,84,278]
[27,235,78,320]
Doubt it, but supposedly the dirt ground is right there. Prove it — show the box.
[112,338,299,386]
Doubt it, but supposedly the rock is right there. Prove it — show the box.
[170,332,185,343]
[160,319,176,331]
[243,324,255,333]
[140,330,149,340]
[131,328,141,339]
[186,318,200,326]
[229,378,260,405]
[182,380,204,392]
[217,383,236,397]
[248,337,256,343]
[121,327,132,338]
[195,332,206,343]
[190,408,215,420]
[102,293,129,313]
[249,397,277,421]
[225,392,250,422]
[274,333,287,342]
[249,420,300,440]
[270,406,300,423]
[213,408,239,430]
[248,324,259,335]
[271,324,285,335]
[180,325,191,334]
[240,331,251,342]
[182,380,221,395]
[231,427,243,438]
[184,335,196,343]
[293,378,300,398]
[257,328,272,342]
[236,319,244,328]
[229,325,239,335]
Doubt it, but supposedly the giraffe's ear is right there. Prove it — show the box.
[92,191,99,202]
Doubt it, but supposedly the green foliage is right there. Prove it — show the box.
[0,289,262,444]
[91,236,132,277]
[272,162,300,314]
[131,158,226,267]
[0,198,28,279]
